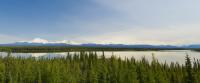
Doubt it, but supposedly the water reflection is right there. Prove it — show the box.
[1,50,200,64]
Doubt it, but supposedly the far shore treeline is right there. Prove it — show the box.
[0,46,198,53]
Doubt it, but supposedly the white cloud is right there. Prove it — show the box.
[69,0,200,45]
[93,0,200,26]
[1,0,200,45]
[75,24,200,45]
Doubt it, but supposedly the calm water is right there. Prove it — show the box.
[0,50,200,64]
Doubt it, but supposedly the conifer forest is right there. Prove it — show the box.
[0,51,199,83]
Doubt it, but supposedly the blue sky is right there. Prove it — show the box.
[0,0,200,45]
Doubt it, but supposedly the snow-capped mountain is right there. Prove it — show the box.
[19,38,81,45]
[20,38,49,44]
[0,38,200,48]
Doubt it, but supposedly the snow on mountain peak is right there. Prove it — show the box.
[58,40,81,45]
[19,38,81,45]
[30,38,49,43]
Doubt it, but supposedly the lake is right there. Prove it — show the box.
[0,50,200,64]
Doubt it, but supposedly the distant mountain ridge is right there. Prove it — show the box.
[0,38,199,48]
[0,42,200,48]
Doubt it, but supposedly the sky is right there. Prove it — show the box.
[0,0,200,45]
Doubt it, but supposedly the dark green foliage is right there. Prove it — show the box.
[185,54,194,83]
[0,46,186,53]
[0,52,198,83]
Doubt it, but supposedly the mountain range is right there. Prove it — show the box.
[0,38,200,48]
